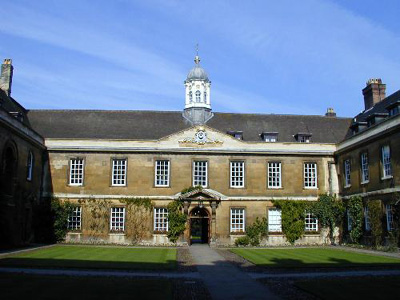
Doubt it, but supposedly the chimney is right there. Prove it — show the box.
[0,59,13,96]
[362,78,386,110]
[325,107,336,117]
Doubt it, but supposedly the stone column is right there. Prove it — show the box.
[210,201,217,246]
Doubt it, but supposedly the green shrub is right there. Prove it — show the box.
[246,217,268,246]
[347,196,363,244]
[51,198,75,242]
[368,200,383,247]
[234,236,250,246]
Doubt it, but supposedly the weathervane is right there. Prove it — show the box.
[194,43,200,64]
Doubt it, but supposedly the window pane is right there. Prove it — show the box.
[69,158,84,185]
[68,207,82,230]
[230,208,245,232]
[110,207,125,231]
[268,162,281,188]
[193,161,207,187]
[112,159,127,186]
[154,208,169,232]
[155,160,170,187]
[230,161,244,188]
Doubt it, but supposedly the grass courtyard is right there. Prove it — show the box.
[231,247,400,269]
[0,245,177,270]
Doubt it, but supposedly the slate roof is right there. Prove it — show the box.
[345,90,400,139]
[26,109,352,143]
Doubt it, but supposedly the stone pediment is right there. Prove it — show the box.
[179,188,221,201]
[158,125,244,148]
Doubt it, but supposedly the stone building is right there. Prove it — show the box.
[0,59,46,247]
[336,79,400,242]
[1,55,399,246]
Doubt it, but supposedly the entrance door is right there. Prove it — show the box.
[190,207,209,244]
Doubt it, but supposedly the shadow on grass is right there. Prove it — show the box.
[0,273,173,300]
[261,257,400,269]
[0,257,176,271]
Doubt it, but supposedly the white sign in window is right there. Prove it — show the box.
[268,208,282,232]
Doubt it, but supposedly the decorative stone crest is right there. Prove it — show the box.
[179,127,223,145]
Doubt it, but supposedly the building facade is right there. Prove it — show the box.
[0,59,46,247]
[1,56,399,246]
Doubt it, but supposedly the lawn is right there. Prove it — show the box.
[0,245,177,270]
[231,248,400,268]
[0,273,172,300]
[295,277,400,300]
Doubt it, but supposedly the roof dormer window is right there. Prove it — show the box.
[350,121,367,135]
[366,113,388,127]
[261,132,278,142]
[227,131,243,140]
[386,101,400,117]
[295,133,312,143]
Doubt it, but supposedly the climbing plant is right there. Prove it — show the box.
[311,194,344,244]
[368,200,383,247]
[272,200,309,244]
[347,196,363,244]
[121,198,153,243]
[51,197,75,242]
[167,199,187,243]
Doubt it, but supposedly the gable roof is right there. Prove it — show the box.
[26,109,352,143]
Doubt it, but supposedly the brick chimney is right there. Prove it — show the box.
[362,78,386,110]
[0,59,13,96]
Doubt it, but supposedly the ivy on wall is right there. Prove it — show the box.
[51,197,75,242]
[272,200,309,244]
[347,196,363,244]
[312,194,344,244]
[167,199,187,243]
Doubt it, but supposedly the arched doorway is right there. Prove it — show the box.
[190,206,210,244]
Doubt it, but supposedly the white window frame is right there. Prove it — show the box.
[360,152,369,184]
[344,159,351,188]
[69,158,84,186]
[112,159,127,186]
[305,212,318,232]
[193,161,208,187]
[230,208,245,233]
[230,161,245,188]
[268,162,282,189]
[268,208,282,232]
[154,208,169,232]
[304,162,317,189]
[298,135,310,143]
[27,151,34,181]
[364,206,371,231]
[347,209,352,231]
[110,207,125,232]
[155,160,170,187]
[381,145,392,179]
[386,204,394,231]
[68,206,82,231]
[264,135,277,142]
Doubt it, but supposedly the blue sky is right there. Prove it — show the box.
[1,0,399,117]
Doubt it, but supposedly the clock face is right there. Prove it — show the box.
[195,130,207,143]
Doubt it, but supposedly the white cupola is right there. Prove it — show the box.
[184,53,211,110]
